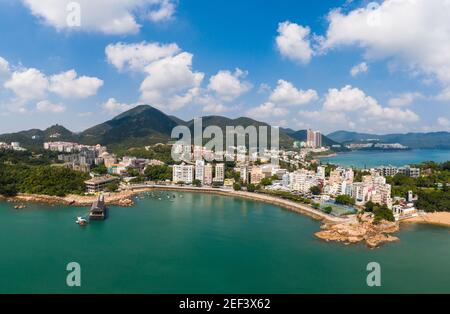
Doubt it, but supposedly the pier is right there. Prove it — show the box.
[89,195,107,220]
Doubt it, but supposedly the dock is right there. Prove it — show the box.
[89,195,107,220]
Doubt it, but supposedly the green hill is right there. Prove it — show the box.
[79,105,180,149]
[0,105,341,151]
[0,125,78,150]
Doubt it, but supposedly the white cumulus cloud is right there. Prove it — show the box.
[147,0,176,22]
[139,52,205,111]
[435,87,450,101]
[4,68,49,101]
[269,79,318,106]
[36,100,66,113]
[246,102,288,119]
[22,0,177,34]
[320,85,419,132]
[350,62,369,77]
[320,0,450,87]
[0,56,9,77]
[207,68,252,102]
[102,98,136,113]
[105,42,180,71]
[49,70,103,99]
[388,92,423,107]
[324,85,376,112]
[276,21,313,64]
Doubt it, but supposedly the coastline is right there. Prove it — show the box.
[140,185,348,223]
[315,153,338,158]
[401,212,450,228]
[2,190,140,207]
[2,186,345,223]
[3,185,448,247]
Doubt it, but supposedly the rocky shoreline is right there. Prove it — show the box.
[2,191,137,208]
[315,214,400,248]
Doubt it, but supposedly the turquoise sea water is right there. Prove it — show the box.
[1,192,449,294]
[320,149,450,168]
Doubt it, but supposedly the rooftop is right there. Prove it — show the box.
[85,175,118,185]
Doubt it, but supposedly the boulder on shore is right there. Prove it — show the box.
[315,214,399,248]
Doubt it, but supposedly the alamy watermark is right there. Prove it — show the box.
[66,2,81,27]
[170,118,280,165]
[366,262,381,287]
[66,262,81,287]
[366,2,382,27]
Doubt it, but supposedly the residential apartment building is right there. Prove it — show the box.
[240,166,249,184]
[250,166,263,184]
[204,164,213,186]
[195,160,205,184]
[214,163,225,182]
[173,163,194,184]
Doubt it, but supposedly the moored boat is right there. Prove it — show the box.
[76,217,88,226]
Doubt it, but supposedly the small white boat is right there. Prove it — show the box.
[76,217,88,226]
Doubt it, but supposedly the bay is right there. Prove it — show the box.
[0,192,449,294]
[320,149,450,168]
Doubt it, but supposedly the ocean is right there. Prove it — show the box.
[1,192,449,293]
[320,149,450,168]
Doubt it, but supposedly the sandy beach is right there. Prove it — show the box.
[402,212,450,227]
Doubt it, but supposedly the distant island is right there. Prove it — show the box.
[327,130,450,150]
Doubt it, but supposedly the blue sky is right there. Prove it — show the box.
[0,0,449,135]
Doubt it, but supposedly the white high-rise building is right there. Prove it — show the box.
[306,129,322,148]
[173,163,194,184]
[306,129,315,148]
[214,163,225,182]
[195,160,205,184]
[240,166,248,184]
[317,166,326,180]
[204,164,213,186]
[314,131,322,148]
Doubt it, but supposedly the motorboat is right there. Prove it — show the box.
[76,217,88,226]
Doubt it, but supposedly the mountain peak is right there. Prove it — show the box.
[112,104,155,120]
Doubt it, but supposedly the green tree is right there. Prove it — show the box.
[192,179,202,187]
[105,182,119,192]
[324,206,333,214]
[310,185,321,195]
[335,195,356,206]
[233,183,242,191]
[247,184,256,192]
[260,178,273,187]
[0,165,18,196]
[91,164,108,175]
[127,168,140,177]
[144,165,172,181]
[364,201,376,212]
[16,166,89,196]
[373,205,395,223]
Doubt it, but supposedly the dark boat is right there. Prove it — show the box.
[89,195,107,220]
